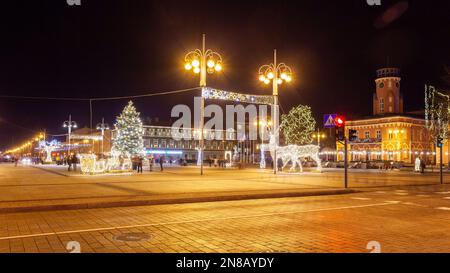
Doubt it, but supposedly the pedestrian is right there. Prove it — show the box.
[72,153,78,172]
[137,156,143,173]
[67,155,72,171]
[277,158,283,172]
[14,156,18,167]
[420,158,426,174]
[149,155,154,172]
[159,155,164,171]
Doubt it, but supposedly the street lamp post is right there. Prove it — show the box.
[184,34,223,175]
[258,49,293,174]
[312,128,326,146]
[62,115,77,155]
[96,118,110,155]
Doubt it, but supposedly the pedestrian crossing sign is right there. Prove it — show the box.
[323,114,337,128]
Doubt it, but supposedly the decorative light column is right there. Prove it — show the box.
[63,114,77,155]
[184,34,223,175]
[258,49,293,174]
[96,118,110,155]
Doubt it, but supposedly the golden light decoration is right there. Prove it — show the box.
[258,62,293,87]
[183,35,223,87]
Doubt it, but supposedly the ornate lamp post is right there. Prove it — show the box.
[183,34,223,175]
[63,114,77,155]
[96,118,110,155]
[258,49,293,174]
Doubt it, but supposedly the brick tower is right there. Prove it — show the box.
[373,68,403,115]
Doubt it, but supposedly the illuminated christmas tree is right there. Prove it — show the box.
[112,101,144,156]
[281,105,316,145]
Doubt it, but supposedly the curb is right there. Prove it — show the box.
[0,189,358,214]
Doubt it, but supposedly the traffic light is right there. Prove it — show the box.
[335,116,345,141]
[348,129,358,142]
[437,136,444,148]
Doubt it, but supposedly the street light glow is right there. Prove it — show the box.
[191,59,200,68]
[185,63,192,70]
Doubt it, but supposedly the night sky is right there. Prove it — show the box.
[0,0,449,150]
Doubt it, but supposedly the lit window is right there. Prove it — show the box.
[365,131,370,139]
[380,98,384,113]
[376,130,381,139]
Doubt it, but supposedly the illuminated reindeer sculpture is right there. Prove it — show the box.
[260,127,321,172]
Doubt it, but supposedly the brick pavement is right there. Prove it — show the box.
[2,187,450,252]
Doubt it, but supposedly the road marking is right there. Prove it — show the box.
[443,197,450,200]
[416,195,430,197]
[350,197,372,200]
[402,202,427,207]
[384,201,401,204]
[0,202,397,241]
[394,193,409,196]
[436,207,450,211]
[435,191,450,195]
[374,191,386,194]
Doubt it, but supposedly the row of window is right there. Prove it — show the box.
[352,130,382,140]
[379,96,394,113]
[144,138,236,150]
[351,129,427,142]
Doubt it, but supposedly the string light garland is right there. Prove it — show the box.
[281,105,316,145]
[425,84,450,139]
[202,87,274,105]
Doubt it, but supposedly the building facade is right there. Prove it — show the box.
[338,68,436,164]
[141,125,239,162]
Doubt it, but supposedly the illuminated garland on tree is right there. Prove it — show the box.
[281,105,316,145]
[112,101,144,156]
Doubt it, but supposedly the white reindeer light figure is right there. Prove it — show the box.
[262,130,321,173]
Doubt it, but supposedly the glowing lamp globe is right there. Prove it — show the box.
[191,59,200,68]
[214,63,222,72]
[207,60,215,68]
[185,63,192,70]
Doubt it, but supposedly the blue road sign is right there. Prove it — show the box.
[323,114,337,128]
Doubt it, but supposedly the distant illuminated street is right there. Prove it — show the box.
[1,163,450,253]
